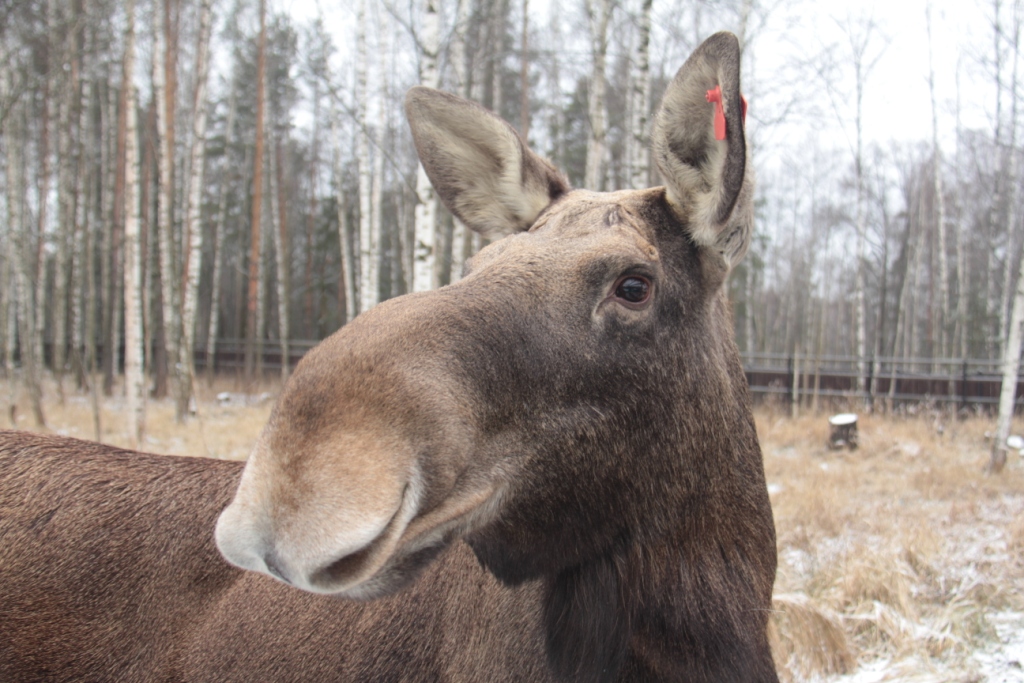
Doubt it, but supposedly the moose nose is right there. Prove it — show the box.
[262,550,293,585]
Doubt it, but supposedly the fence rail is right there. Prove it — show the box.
[16,341,1024,410]
[741,352,1021,409]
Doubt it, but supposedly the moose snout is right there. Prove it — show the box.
[215,459,422,596]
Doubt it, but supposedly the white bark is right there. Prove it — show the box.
[332,103,357,323]
[371,13,388,303]
[206,86,237,377]
[954,59,969,358]
[999,3,1022,358]
[585,0,612,191]
[990,0,1006,357]
[927,4,950,360]
[71,9,95,387]
[2,72,20,411]
[153,0,185,417]
[448,0,474,282]
[270,140,290,381]
[53,26,76,392]
[181,0,214,388]
[356,0,377,309]
[629,0,652,190]
[256,133,269,376]
[413,0,441,292]
[993,245,1024,472]
[123,0,146,446]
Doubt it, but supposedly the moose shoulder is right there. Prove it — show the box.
[0,32,777,682]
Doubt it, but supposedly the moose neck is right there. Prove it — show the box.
[540,333,777,683]
[542,486,777,683]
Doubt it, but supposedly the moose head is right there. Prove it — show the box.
[216,31,775,682]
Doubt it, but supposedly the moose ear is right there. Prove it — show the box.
[651,31,754,268]
[405,87,569,239]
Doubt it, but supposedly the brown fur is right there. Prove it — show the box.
[0,32,777,682]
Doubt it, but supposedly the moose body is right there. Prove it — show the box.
[0,33,778,682]
[0,433,553,682]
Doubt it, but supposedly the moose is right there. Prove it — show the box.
[0,32,777,682]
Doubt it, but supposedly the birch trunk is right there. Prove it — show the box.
[519,0,530,140]
[332,104,357,324]
[2,238,13,418]
[153,0,186,419]
[54,20,79,398]
[356,0,377,309]
[370,12,388,306]
[927,4,950,360]
[992,242,1024,473]
[181,0,214,395]
[1000,4,1022,359]
[629,0,653,190]
[271,140,290,381]
[36,0,57,395]
[990,0,1006,358]
[585,0,612,191]
[256,138,269,378]
[448,0,474,282]
[413,0,440,292]
[123,0,145,446]
[245,0,267,383]
[206,86,237,381]
[4,75,45,426]
[102,78,121,396]
[304,81,320,330]
[2,72,19,416]
[954,61,969,358]
[71,13,93,389]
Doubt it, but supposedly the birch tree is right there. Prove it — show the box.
[332,100,357,323]
[992,236,1024,473]
[206,84,236,381]
[370,13,388,306]
[413,0,440,292]
[123,0,145,446]
[998,0,1022,359]
[181,0,215,394]
[927,4,950,360]
[628,0,652,190]
[271,139,290,380]
[154,0,187,418]
[448,0,473,281]
[584,0,612,191]
[356,0,376,310]
[246,0,267,382]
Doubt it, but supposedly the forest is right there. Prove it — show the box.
[2,0,1024,450]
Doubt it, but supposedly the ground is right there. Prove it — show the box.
[3,376,1023,681]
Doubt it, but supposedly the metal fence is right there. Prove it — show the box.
[742,352,1018,409]
[31,339,1023,410]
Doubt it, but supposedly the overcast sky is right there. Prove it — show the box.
[273,0,999,167]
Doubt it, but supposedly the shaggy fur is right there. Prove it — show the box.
[0,31,776,682]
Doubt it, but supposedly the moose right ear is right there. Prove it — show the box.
[405,87,569,239]
[651,32,754,269]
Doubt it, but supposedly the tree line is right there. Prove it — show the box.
[2,0,1024,465]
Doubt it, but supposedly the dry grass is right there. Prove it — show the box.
[1,374,277,460]
[762,405,1024,681]
[4,374,1023,679]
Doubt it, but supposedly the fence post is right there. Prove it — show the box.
[866,355,875,408]
[791,348,800,418]
[960,359,968,414]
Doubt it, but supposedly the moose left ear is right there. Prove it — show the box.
[651,31,754,268]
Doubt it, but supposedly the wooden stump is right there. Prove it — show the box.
[828,413,858,451]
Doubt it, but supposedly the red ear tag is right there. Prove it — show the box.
[705,86,749,141]
[706,85,726,140]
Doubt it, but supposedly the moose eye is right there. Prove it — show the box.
[613,275,652,306]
